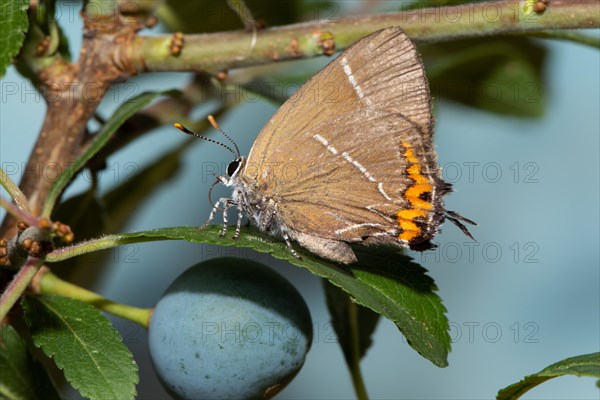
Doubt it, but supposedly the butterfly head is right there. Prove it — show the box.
[223,156,245,186]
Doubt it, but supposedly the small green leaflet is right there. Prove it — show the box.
[0,0,29,78]
[22,295,138,400]
[0,325,60,400]
[497,352,600,399]
[42,91,167,217]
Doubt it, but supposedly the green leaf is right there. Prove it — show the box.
[0,324,61,400]
[30,0,55,33]
[423,37,547,118]
[101,140,186,233]
[22,295,138,400]
[158,0,302,34]
[0,0,29,78]
[323,280,380,363]
[497,352,600,400]
[52,225,451,366]
[531,30,600,49]
[42,91,166,217]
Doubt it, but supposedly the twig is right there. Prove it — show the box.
[0,168,31,214]
[131,0,600,73]
[34,268,152,327]
[0,256,45,322]
[0,196,37,227]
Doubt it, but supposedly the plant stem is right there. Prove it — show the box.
[0,257,44,322]
[0,168,30,214]
[37,269,152,328]
[0,2,144,240]
[0,196,38,227]
[348,301,369,400]
[133,0,600,73]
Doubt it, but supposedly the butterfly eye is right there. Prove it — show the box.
[227,159,241,177]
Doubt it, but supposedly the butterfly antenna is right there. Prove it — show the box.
[173,122,238,158]
[208,115,240,157]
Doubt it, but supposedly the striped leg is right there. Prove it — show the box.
[282,232,302,260]
[232,208,243,240]
[203,198,237,239]
[219,199,236,237]
[203,199,223,228]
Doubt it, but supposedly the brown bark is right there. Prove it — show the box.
[0,11,141,240]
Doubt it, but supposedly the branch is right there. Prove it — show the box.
[0,256,45,322]
[0,168,30,215]
[33,268,152,327]
[0,5,145,240]
[130,0,600,73]
[0,196,37,227]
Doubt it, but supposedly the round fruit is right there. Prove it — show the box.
[148,257,312,399]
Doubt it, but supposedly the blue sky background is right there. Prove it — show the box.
[1,5,599,400]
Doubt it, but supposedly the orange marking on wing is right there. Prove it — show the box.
[407,164,420,175]
[397,209,427,220]
[407,198,433,210]
[398,219,418,232]
[398,142,435,242]
[404,149,418,164]
[407,164,428,184]
[405,184,433,210]
[400,230,420,242]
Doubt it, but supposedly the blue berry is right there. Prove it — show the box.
[149,258,312,399]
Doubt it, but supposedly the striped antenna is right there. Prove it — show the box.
[208,115,240,157]
[173,122,238,158]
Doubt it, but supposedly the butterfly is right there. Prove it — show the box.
[176,27,475,264]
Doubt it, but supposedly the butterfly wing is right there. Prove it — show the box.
[269,108,447,246]
[246,27,432,169]
[242,27,447,248]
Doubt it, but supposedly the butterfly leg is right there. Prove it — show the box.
[203,198,223,228]
[282,232,302,261]
[219,199,237,238]
[232,207,243,240]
